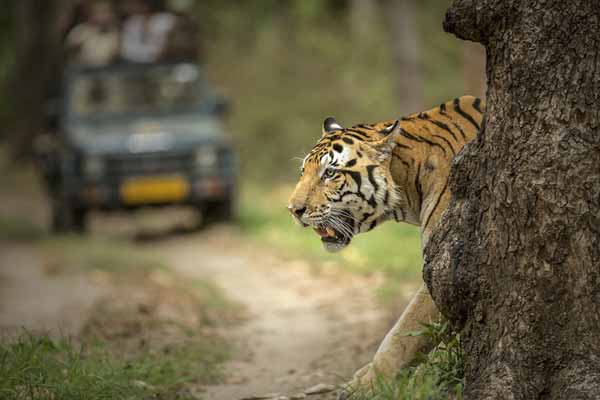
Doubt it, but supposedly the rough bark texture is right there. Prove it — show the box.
[424,1,600,399]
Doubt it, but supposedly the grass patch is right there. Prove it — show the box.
[74,260,238,399]
[0,333,146,400]
[124,338,230,391]
[348,321,464,400]
[0,332,229,400]
[1,234,240,399]
[351,372,450,400]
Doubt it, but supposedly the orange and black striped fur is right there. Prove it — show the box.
[287,96,484,389]
[288,95,484,250]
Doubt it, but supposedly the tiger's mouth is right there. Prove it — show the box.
[312,225,352,253]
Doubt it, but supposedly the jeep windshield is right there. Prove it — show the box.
[66,63,211,122]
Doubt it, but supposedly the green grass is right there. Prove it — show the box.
[0,233,238,400]
[347,321,464,400]
[125,338,230,391]
[238,185,424,299]
[349,372,449,400]
[0,334,146,400]
[0,333,229,400]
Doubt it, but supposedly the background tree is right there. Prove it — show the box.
[385,0,424,113]
[424,0,600,398]
[349,0,377,42]
[8,0,69,158]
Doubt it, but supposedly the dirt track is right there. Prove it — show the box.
[158,226,397,399]
[0,219,414,400]
[0,243,108,337]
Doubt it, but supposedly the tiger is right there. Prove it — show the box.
[287,95,484,395]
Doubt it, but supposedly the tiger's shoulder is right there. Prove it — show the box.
[364,96,485,140]
[405,96,485,141]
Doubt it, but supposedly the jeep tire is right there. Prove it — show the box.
[51,197,88,234]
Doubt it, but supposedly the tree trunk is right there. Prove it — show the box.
[386,0,423,114]
[349,0,378,41]
[9,0,67,158]
[423,1,600,399]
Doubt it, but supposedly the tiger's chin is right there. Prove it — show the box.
[313,227,353,253]
[322,236,351,253]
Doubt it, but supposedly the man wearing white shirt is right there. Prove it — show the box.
[121,0,176,63]
[66,1,120,66]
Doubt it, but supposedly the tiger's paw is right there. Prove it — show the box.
[338,362,379,400]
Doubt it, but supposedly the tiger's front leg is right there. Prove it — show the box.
[342,284,440,396]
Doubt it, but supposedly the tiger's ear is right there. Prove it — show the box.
[380,120,400,137]
[372,120,401,158]
[322,117,344,136]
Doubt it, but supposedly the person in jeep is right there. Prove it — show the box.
[66,1,121,66]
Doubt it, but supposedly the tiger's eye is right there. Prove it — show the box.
[324,167,336,179]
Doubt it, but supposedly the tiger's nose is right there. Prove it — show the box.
[287,205,307,218]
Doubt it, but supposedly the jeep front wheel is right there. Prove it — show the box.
[51,198,88,234]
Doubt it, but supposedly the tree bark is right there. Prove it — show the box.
[423,1,600,399]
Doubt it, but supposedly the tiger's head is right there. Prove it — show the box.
[288,117,409,253]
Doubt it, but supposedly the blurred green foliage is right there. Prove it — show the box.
[199,0,463,182]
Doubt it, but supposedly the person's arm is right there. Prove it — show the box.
[66,25,86,49]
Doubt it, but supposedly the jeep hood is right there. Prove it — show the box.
[68,116,227,155]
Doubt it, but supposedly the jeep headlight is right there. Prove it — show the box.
[84,156,105,178]
[195,146,218,169]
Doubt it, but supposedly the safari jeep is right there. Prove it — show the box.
[40,62,236,233]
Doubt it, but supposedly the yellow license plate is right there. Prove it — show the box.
[120,176,190,205]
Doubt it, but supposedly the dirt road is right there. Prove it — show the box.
[0,220,412,400]
[0,243,108,337]
[156,226,396,399]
